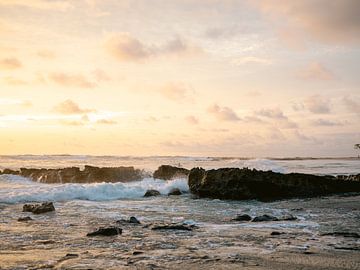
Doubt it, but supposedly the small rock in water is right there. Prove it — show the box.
[144,189,161,197]
[18,216,33,222]
[252,214,278,222]
[86,227,122,237]
[168,188,182,196]
[271,231,284,236]
[23,202,55,214]
[129,216,141,224]
[232,214,252,221]
[279,214,297,221]
[65,253,79,258]
[151,224,193,231]
[132,251,144,255]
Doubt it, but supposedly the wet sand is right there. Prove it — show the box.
[1,195,359,270]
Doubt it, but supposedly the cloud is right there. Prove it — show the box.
[37,49,56,59]
[96,119,117,125]
[298,62,335,81]
[49,72,96,88]
[208,104,240,121]
[232,56,272,65]
[3,76,27,85]
[185,115,199,125]
[92,69,110,82]
[53,100,95,115]
[304,95,331,114]
[253,0,360,45]
[0,57,22,69]
[343,97,360,114]
[158,82,194,102]
[105,33,200,62]
[256,108,287,119]
[0,98,32,107]
[0,0,72,11]
[311,118,343,126]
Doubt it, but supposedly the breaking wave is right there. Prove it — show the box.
[0,175,189,204]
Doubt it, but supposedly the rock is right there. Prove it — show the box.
[279,214,297,221]
[0,166,144,183]
[132,251,144,255]
[23,202,55,214]
[64,253,79,258]
[86,227,122,237]
[270,231,284,236]
[321,232,360,238]
[144,189,161,197]
[151,224,193,231]
[252,214,278,222]
[168,188,182,196]
[129,216,141,224]
[188,167,360,201]
[18,216,33,222]
[153,165,189,180]
[232,214,252,221]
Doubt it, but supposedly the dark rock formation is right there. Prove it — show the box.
[144,189,161,197]
[18,216,33,222]
[270,231,284,236]
[86,227,122,237]
[252,214,279,222]
[0,165,144,183]
[129,216,141,224]
[151,224,193,231]
[153,165,189,180]
[188,167,360,201]
[168,188,182,196]
[280,214,297,221]
[23,202,55,214]
[232,214,252,221]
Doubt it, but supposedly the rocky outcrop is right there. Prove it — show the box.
[144,189,161,197]
[23,202,55,214]
[1,165,144,183]
[153,165,189,180]
[87,227,122,236]
[188,167,360,201]
[168,188,182,196]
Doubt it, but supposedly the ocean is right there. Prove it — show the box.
[0,156,359,269]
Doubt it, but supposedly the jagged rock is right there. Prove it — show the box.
[2,169,19,175]
[151,224,193,231]
[144,189,161,197]
[188,167,360,201]
[168,188,182,196]
[232,214,252,221]
[86,227,122,237]
[153,165,189,180]
[18,216,33,222]
[129,216,141,224]
[252,215,278,222]
[0,166,144,183]
[23,202,55,214]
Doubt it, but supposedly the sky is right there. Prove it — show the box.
[0,0,359,157]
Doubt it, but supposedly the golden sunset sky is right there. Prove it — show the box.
[0,0,359,156]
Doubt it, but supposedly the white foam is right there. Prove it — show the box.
[0,176,189,204]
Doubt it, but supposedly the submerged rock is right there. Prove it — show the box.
[17,216,33,222]
[153,165,189,180]
[144,189,161,197]
[232,214,252,221]
[0,166,144,183]
[129,216,141,224]
[86,227,122,237]
[188,167,360,201]
[151,224,193,231]
[23,202,55,214]
[252,214,278,222]
[168,188,182,196]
